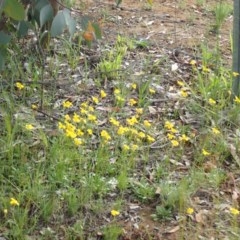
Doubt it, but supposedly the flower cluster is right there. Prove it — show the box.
[164,120,190,147]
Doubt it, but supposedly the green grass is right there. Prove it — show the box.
[0,1,239,239]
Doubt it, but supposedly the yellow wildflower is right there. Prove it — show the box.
[169,127,178,134]
[122,144,130,151]
[189,59,196,65]
[234,96,240,104]
[202,65,210,72]
[129,98,137,106]
[117,126,127,135]
[211,127,220,135]
[92,96,99,104]
[131,83,137,89]
[100,90,107,98]
[62,100,72,108]
[31,104,38,110]
[149,88,156,94]
[10,198,19,206]
[109,117,120,127]
[116,95,124,103]
[15,82,24,90]
[65,129,77,139]
[101,130,111,141]
[76,129,84,136]
[233,72,239,77]
[87,114,97,122]
[186,207,194,215]
[167,133,175,140]
[74,138,83,146]
[171,140,179,147]
[64,114,71,121]
[25,124,34,130]
[3,209,8,216]
[111,210,120,217]
[147,135,155,143]
[177,80,184,87]
[131,144,139,151]
[73,113,81,123]
[208,98,216,105]
[179,134,189,142]
[138,132,146,139]
[143,120,151,128]
[114,89,121,95]
[58,122,65,130]
[126,116,138,126]
[230,207,240,215]
[136,108,143,115]
[202,148,210,156]
[87,129,93,135]
[164,121,174,130]
[180,89,188,98]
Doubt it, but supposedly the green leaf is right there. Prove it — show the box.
[3,0,25,21]
[40,3,53,27]
[0,31,11,44]
[50,10,66,37]
[92,23,102,39]
[17,21,31,38]
[63,9,76,37]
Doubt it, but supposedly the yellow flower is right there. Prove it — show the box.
[180,89,188,98]
[131,144,139,151]
[186,207,194,215]
[109,117,120,127]
[126,116,138,126]
[87,129,93,135]
[92,96,99,104]
[136,108,143,115]
[147,135,155,143]
[143,120,151,128]
[202,65,210,72]
[25,124,34,130]
[234,96,240,104]
[233,72,239,77]
[65,129,77,139]
[73,113,81,123]
[179,134,189,142]
[62,100,72,108]
[87,114,97,122]
[189,59,196,65]
[171,140,179,147]
[116,95,125,103]
[3,209,8,216]
[10,198,19,207]
[164,121,174,130]
[169,127,178,134]
[76,129,84,136]
[138,132,146,139]
[208,98,216,105]
[117,126,127,135]
[100,90,107,98]
[101,130,111,141]
[167,133,175,140]
[230,207,240,215]
[122,144,130,151]
[31,104,38,110]
[202,148,210,156]
[211,127,220,135]
[58,122,65,130]
[129,98,137,106]
[131,83,137,89]
[111,210,120,217]
[114,89,121,95]
[149,88,156,94]
[15,82,24,90]
[64,114,71,121]
[74,138,83,146]
[177,80,184,87]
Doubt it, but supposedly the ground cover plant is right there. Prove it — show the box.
[1,0,240,239]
